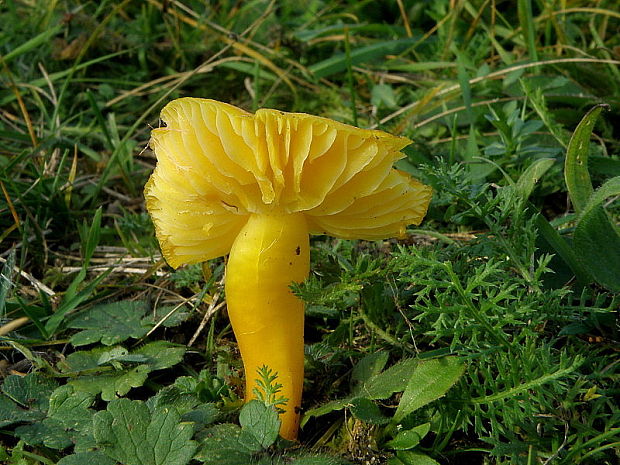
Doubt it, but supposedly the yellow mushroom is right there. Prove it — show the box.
[144,98,432,440]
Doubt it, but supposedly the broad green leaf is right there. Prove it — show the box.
[0,394,42,427]
[57,451,117,465]
[238,400,281,451]
[2,373,57,413]
[516,158,555,201]
[389,451,441,465]
[349,397,390,425]
[573,176,620,290]
[14,418,73,450]
[302,358,418,427]
[351,352,389,388]
[141,304,191,328]
[195,423,253,465]
[93,398,197,465]
[361,357,419,399]
[134,341,186,370]
[534,211,592,286]
[61,343,184,400]
[385,423,431,450]
[301,398,350,427]
[578,176,620,221]
[564,104,608,214]
[69,365,150,401]
[393,357,465,423]
[573,177,620,291]
[69,300,150,346]
[48,385,95,431]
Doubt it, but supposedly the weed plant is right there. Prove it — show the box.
[1,1,619,464]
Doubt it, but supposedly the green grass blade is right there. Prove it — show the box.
[517,0,538,64]
[1,25,61,64]
[309,37,417,79]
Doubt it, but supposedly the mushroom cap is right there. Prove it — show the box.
[145,98,432,268]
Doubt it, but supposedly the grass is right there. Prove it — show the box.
[1,0,619,464]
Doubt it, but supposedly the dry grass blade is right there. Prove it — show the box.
[149,0,298,94]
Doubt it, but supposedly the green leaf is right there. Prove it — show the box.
[351,352,389,388]
[360,357,419,399]
[57,452,117,465]
[195,423,253,465]
[393,357,465,423]
[141,304,191,328]
[0,394,41,427]
[48,385,95,430]
[2,373,57,413]
[385,423,431,450]
[62,343,185,400]
[14,419,73,450]
[302,358,418,427]
[389,451,441,465]
[573,176,620,291]
[238,400,281,451]
[349,397,390,425]
[371,84,398,109]
[134,341,186,370]
[68,300,150,346]
[516,158,555,201]
[69,365,150,401]
[564,104,609,214]
[93,398,197,465]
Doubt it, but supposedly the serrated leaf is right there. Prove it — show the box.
[133,341,186,370]
[61,343,184,401]
[48,385,95,421]
[93,398,197,465]
[393,357,465,423]
[238,400,281,451]
[0,394,42,427]
[57,451,117,465]
[69,364,150,401]
[14,418,73,450]
[195,423,253,465]
[349,397,390,425]
[141,304,191,328]
[68,300,150,346]
[2,373,57,413]
[385,423,431,450]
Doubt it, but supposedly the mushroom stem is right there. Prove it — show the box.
[225,212,310,440]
